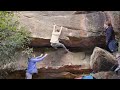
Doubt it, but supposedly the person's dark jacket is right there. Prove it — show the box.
[105,26,115,44]
[105,26,118,53]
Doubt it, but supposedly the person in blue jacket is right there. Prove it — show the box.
[26,53,48,79]
[104,20,118,53]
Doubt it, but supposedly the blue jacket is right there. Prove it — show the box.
[105,26,115,44]
[26,55,47,74]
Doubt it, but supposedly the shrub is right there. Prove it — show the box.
[0,11,32,66]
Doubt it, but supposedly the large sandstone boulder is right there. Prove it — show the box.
[90,47,117,73]
[15,11,120,49]
[16,11,106,49]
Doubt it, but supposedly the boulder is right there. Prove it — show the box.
[17,11,106,49]
[15,11,120,49]
[93,71,120,79]
[90,47,117,73]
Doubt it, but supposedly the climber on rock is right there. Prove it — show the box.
[26,53,48,79]
[50,24,69,53]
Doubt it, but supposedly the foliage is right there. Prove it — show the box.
[0,11,32,66]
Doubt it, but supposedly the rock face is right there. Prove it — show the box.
[15,11,120,49]
[7,11,119,71]
[11,48,91,70]
[0,47,92,70]
[16,11,120,49]
[90,47,117,73]
[2,65,92,79]
[16,11,108,49]
[11,11,120,71]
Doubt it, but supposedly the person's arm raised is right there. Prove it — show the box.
[35,54,44,59]
[31,54,48,62]
[52,25,56,34]
[58,26,63,35]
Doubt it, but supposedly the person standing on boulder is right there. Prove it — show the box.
[104,20,118,53]
[50,24,69,53]
[26,53,48,79]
